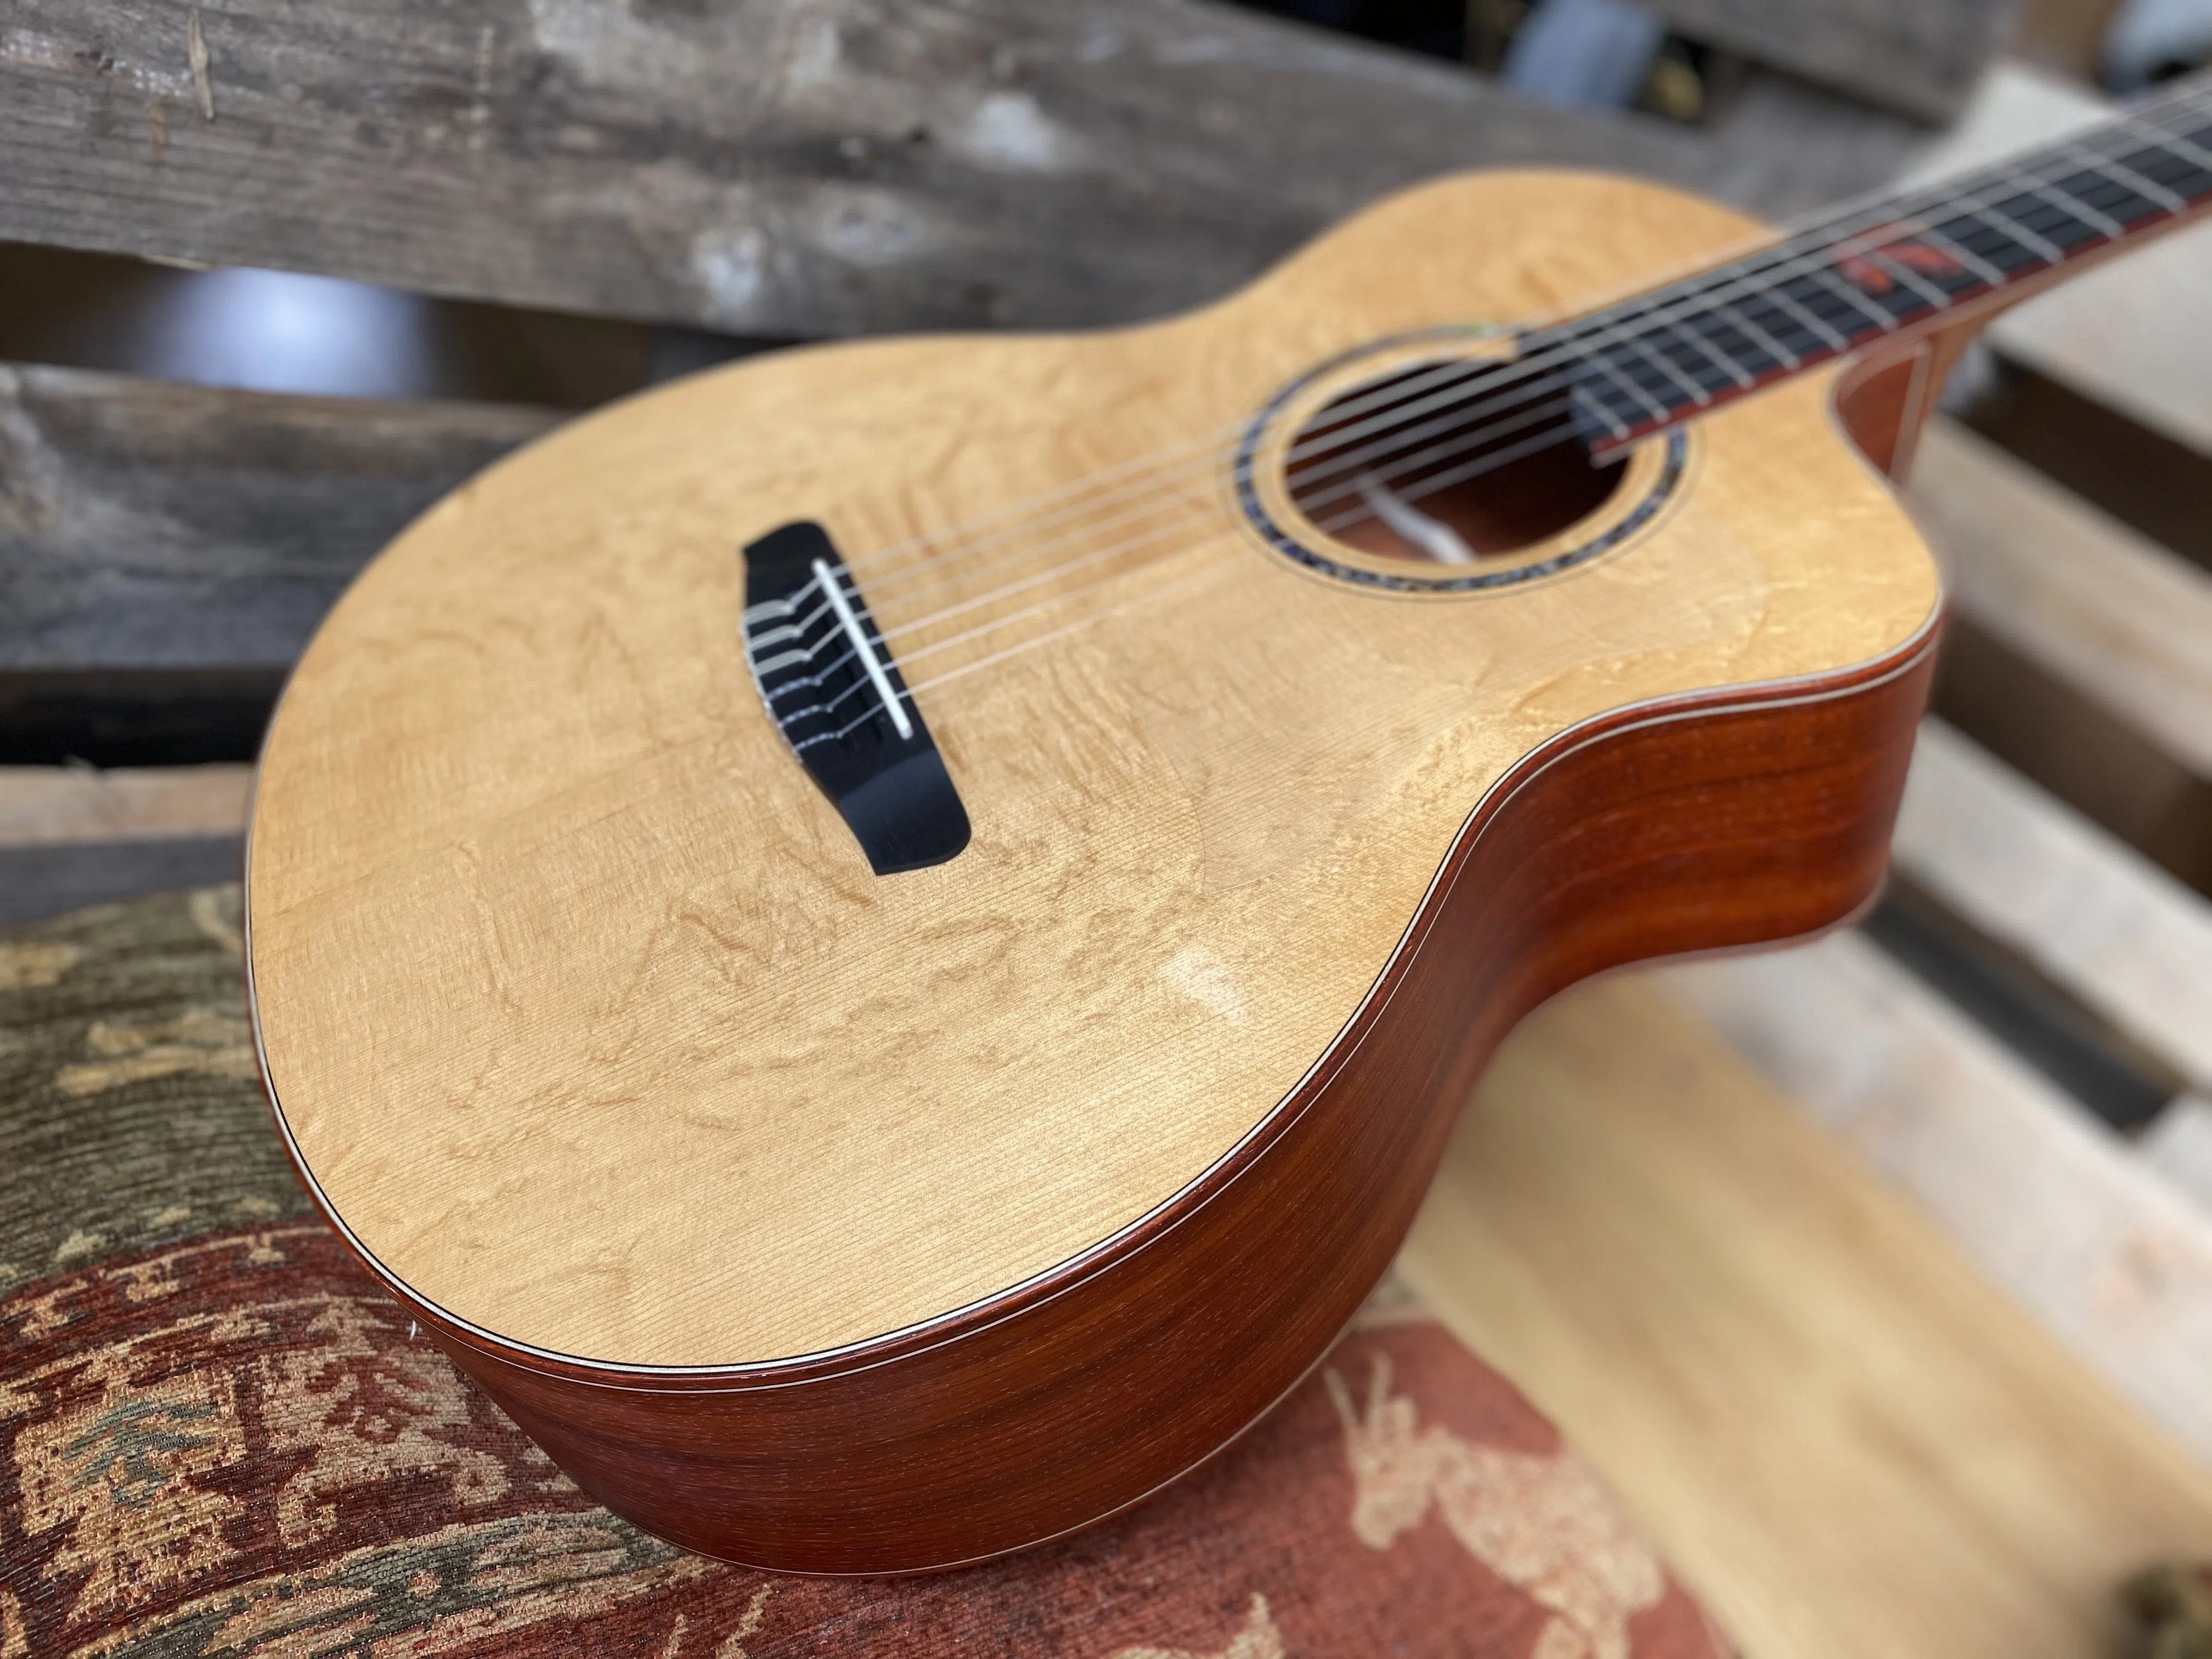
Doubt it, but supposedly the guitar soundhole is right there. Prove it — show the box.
[1284,359,1628,563]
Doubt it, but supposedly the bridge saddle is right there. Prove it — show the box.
[741,521,970,876]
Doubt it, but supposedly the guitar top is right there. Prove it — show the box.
[244,75,2211,1572]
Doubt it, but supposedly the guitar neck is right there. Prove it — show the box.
[1534,71,2212,456]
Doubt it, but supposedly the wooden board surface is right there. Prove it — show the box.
[245,170,1940,1369]
[1399,971,2212,1659]
[1642,0,2017,119]
[1909,418,2212,890]
[0,0,1921,339]
[0,836,242,928]
[1910,422,2212,785]
[0,363,556,675]
[1893,717,2212,1094]
[0,763,252,847]
[2148,1097,2212,1211]
[1668,926,2212,1461]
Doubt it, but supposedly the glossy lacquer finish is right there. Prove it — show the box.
[248,170,1946,1572]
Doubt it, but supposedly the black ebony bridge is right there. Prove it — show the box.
[741,521,969,876]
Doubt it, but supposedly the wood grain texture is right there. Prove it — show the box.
[244,168,1943,1570]
[1909,418,2212,890]
[1641,0,2019,119]
[0,0,1921,337]
[281,634,1936,1572]
[1893,717,2212,1096]
[1666,927,2212,1461]
[0,763,252,847]
[1398,972,2212,1659]
[0,363,556,675]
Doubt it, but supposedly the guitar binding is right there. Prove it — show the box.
[741,520,971,876]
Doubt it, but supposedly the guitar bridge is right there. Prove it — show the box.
[741,521,970,875]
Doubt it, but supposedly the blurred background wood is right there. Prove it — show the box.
[1637,0,2022,117]
[1909,420,2212,894]
[1399,973,2212,1659]
[0,365,556,763]
[0,0,1928,341]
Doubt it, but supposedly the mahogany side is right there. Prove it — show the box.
[263,627,1937,1574]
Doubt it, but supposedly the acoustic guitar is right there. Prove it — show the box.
[247,75,2212,1573]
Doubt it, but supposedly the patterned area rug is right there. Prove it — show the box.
[0,887,1735,1658]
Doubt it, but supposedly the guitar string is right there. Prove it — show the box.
[751,86,2212,726]
[752,82,2212,678]
[772,403,1604,746]
[769,109,2212,739]
[768,77,2212,659]
[819,74,2211,591]
[811,75,2212,611]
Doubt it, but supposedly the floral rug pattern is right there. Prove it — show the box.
[0,889,1731,1657]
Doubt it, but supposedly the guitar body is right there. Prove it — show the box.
[246,171,1941,1573]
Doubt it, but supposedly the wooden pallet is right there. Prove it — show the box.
[4,14,2210,1653]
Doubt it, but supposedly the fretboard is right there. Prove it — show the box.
[1528,72,2212,454]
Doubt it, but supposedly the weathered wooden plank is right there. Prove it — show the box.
[1894,718,2212,1097]
[1663,929,2212,1462]
[0,362,557,758]
[2146,1097,2212,1215]
[1907,419,2212,891]
[0,0,1920,338]
[1641,0,2018,119]
[0,764,253,847]
[0,765,254,925]
[0,836,242,927]
[0,363,557,673]
[1400,973,2212,1659]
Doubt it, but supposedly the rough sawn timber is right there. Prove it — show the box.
[1398,971,2212,1659]
[0,364,557,676]
[1640,0,2019,120]
[0,0,1920,338]
[0,363,557,760]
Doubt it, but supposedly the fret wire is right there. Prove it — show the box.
[1940,185,2066,263]
[2052,163,2166,227]
[2013,173,2124,239]
[1508,77,2212,450]
[1569,385,1635,443]
[1747,278,1852,352]
[1705,297,1802,369]
[1642,81,2207,338]
[1552,106,2131,365]
[2064,140,2187,212]
[1582,349,1673,424]
[2118,111,2212,182]
[1596,92,2212,422]
[1857,246,1957,311]
[1901,217,2010,288]
[1657,313,1756,389]
[1801,264,1903,332]
[1618,331,1716,406]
